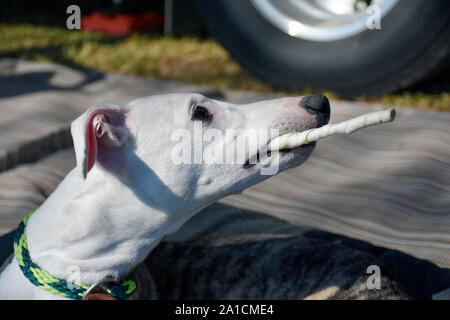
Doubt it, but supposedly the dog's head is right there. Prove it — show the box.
[71,93,329,214]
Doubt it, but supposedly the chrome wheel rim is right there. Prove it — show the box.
[250,0,399,41]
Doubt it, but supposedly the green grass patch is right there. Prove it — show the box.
[1,24,448,111]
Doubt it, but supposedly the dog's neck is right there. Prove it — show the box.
[24,165,195,286]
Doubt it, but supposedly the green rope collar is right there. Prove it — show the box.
[13,208,137,300]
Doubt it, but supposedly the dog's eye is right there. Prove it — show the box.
[192,105,211,121]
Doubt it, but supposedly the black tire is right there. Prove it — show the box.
[196,0,450,98]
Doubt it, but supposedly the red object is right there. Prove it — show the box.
[82,12,164,36]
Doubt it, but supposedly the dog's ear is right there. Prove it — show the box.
[71,104,129,179]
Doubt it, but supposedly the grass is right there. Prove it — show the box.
[1,23,448,111]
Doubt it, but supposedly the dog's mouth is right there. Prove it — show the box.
[242,141,316,169]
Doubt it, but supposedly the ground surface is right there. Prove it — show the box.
[0,58,448,271]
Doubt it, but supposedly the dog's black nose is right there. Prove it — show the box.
[299,94,330,125]
[300,94,330,114]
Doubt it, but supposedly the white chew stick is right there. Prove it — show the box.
[269,108,396,151]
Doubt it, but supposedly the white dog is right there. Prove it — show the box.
[0,93,330,299]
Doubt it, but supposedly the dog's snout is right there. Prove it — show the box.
[299,94,330,125]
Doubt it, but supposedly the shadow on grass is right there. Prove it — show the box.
[0,44,107,97]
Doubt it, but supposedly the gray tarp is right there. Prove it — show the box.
[0,59,448,273]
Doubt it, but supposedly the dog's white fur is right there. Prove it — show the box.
[0,93,321,299]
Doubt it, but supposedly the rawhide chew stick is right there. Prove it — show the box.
[269,108,396,151]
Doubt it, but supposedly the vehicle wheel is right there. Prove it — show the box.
[196,0,450,97]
